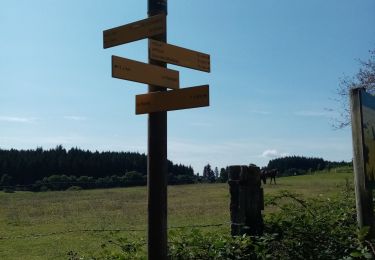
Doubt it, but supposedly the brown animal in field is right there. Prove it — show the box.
[261,168,278,184]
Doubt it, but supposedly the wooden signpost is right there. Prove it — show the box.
[103,14,166,49]
[103,0,211,258]
[350,88,375,238]
[112,55,179,89]
[149,39,210,72]
[136,85,209,114]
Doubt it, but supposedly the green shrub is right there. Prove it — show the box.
[71,187,375,259]
[72,236,146,260]
[3,187,15,193]
[166,189,375,259]
[168,229,269,259]
[263,190,360,259]
[66,186,82,191]
[40,185,49,192]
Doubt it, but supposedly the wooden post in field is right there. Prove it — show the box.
[350,87,375,238]
[147,0,168,259]
[228,165,264,236]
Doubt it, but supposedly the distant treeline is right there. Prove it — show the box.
[0,146,195,191]
[0,147,352,192]
[267,156,351,176]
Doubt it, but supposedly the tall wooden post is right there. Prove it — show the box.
[104,1,209,257]
[350,87,375,238]
[147,0,168,259]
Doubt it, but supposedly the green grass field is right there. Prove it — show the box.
[0,167,353,259]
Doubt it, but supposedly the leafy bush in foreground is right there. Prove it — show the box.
[262,189,371,259]
[70,186,375,259]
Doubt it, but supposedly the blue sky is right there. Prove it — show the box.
[0,0,374,174]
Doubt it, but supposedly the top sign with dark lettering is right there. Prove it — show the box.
[103,14,166,49]
[149,39,210,72]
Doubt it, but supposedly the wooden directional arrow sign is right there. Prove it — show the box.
[136,85,209,114]
[112,55,179,89]
[149,39,210,72]
[103,14,166,49]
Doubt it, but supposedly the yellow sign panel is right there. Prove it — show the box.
[103,14,166,49]
[112,55,179,89]
[136,85,209,114]
[149,40,210,72]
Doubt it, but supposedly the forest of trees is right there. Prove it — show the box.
[0,146,195,191]
[0,146,351,192]
[201,156,351,183]
[267,155,351,176]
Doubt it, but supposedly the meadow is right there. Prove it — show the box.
[0,167,353,259]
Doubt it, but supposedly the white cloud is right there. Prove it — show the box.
[167,136,350,172]
[168,138,266,173]
[0,116,37,123]
[261,149,289,158]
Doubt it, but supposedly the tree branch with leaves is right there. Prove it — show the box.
[334,49,375,129]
